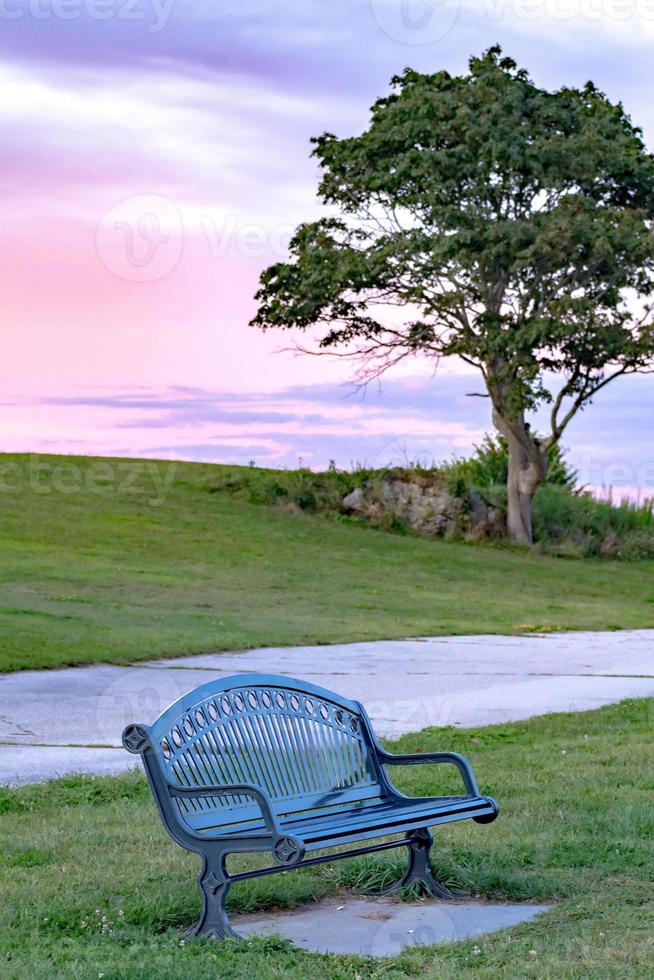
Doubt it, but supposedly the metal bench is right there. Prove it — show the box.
[123,673,498,940]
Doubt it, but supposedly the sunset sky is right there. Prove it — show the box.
[2,1,653,496]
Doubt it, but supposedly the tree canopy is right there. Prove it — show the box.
[252,47,654,543]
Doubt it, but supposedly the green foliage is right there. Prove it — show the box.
[533,485,654,558]
[2,699,653,977]
[443,435,577,494]
[253,47,654,429]
[214,464,361,513]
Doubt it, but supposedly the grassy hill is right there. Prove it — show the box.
[0,453,653,672]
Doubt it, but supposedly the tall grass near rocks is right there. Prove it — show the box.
[533,486,654,558]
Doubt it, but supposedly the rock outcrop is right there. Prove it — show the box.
[342,477,503,540]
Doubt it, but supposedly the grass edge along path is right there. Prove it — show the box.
[1,697,653,978]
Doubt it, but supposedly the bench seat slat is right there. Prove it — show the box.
[293,796,495,849]
[177,780,385,830]
[186,794,494,847]
[180,787,387,834]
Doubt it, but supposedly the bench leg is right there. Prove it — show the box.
[367,829,468,900]
[186,850,239,941]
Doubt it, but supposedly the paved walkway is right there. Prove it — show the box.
[1,630,652,785]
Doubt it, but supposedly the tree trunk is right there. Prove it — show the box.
[492,410,548,546]
[506,434,537,545]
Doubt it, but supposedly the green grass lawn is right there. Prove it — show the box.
[1,699,652,978]
[1,453,653,672]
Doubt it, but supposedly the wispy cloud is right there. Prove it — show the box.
[1,1,652,490]
[4,375,648,499]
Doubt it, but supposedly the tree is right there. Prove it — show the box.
[251,47,654,545]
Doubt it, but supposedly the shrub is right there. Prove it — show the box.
[442,434,577,494]
[533,485,654,558]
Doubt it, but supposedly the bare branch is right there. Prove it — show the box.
[548,366,634,446]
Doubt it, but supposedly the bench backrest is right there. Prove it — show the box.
[147,674,386,832]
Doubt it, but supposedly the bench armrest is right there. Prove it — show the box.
[167,781,305,864]
[377,749,481,797]
[166,781,282,836]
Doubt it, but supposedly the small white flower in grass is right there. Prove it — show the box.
[529,949,538,956]
[560,749,566,755]
[472,945,481,956]
[179,940,186,947]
